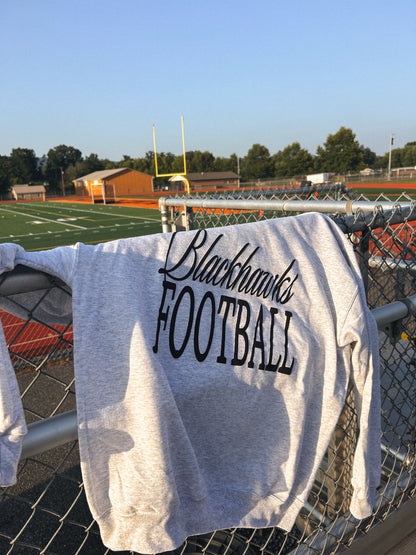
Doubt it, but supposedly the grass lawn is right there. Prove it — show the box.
[0,201,162,251]
[2,185,415,251]
[349,183,416,200]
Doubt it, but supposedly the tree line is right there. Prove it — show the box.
[1,126,415,195]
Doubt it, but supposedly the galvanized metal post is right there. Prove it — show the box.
[326,385,356,518]
[358,227,371,297]
[158,196,171,233]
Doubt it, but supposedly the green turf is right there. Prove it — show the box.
[350,187,416,200]
[0,201,163,250]
[2,190,414,251]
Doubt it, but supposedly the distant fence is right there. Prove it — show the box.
[1,185,416,554]
[236,169,416,190]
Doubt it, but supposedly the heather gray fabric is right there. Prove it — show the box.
[0,213,381,553]
[0,319,27,486]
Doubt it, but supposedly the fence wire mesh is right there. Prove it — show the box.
[1,186,416,554]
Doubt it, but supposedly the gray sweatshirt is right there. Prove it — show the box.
[0,213,380,553]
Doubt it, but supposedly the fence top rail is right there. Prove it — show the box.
[158,197,415,215]
[0,265,67,296]
[2,265,415,334]
[10,292,416,463]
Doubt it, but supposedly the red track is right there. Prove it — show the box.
[1,310,73,359]
[2,184,415,359]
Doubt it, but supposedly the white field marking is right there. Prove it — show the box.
[0,220,153,242]
[0,206,87,229]
[45,203,158,222]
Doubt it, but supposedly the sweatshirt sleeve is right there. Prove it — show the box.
[0,241,80,486]
[340,290,381,520]
[0,242,78,285]
[0,242,77,325]
[0,318,27,486]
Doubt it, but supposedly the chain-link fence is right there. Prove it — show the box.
[1,185,416,554]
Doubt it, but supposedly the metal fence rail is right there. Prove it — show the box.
[1,188,416,554]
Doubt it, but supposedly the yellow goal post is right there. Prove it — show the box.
[152,116,190,194]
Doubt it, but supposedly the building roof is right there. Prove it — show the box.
[186,171,239,181]
[74,168,131,182]
[12,184,45,193]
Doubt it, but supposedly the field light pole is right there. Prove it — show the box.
[60,168,65,197]
[388,133,395,180]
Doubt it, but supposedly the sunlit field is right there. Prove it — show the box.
[0,201,162,250]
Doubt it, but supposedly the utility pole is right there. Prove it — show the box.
[388,134,395,180]
[60,168,65,197]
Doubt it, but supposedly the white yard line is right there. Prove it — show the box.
[0,220,152,242]
[45,202,158,222]
[0,206,87,229]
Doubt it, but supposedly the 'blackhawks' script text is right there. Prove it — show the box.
[153,230,299,374]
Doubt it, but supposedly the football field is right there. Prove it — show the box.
[0,201,163,250]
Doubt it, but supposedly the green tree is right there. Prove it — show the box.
[402,142,416,166]
[65,154,106,188]
[171,152,188,174]
[153,151,175,175]
[391,149,403,168]
[213,153,239,173]
[119,155,134,169]
[134,151,155,174]
[381,147,403,170]
[359,145,377,168]
[272,142,313,177]
[103,159,117,170]
[315,127,365,172]
[374,153,388,169]
[44,145,82,192]
[242,144,273,180]
[9,148,39,184]
[0,155,11,195]
[47,144,82,170]
[82,153,106,174]
[188,150,215,172]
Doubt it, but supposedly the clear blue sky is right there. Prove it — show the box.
[1,0,415,161]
